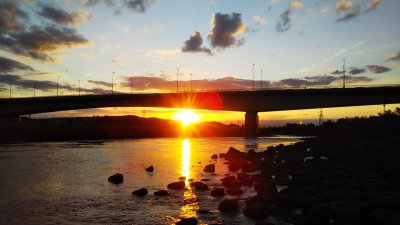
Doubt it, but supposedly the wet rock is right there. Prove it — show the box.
[145,165,154,172]
[211,154,218,159]
[167,181,185,190]
[219,153,226,158]
[218,199,239,213]
[201,178,210,181]
[132,188,148,196]
[108,173,123,184]
[176,217,197,225]
[154,190,169,196]
[178,176,186,181]
[190,181,208,190]
[243,201,268,219]
[211,187,225,197]
[203,164,215,173]
[197,209,211,214]
[226,188,243,196]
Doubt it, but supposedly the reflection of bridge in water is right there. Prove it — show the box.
[1,87,399,137]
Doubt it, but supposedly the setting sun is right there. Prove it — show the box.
[173,110,202,126]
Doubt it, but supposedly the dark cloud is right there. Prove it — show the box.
[81,0,117,7]
[125,0,154,12]
[345,75,373,83]
[88,80,112,87]
[182,31,213,55]
[0,56,34,73]
[208,13,245,48]
[366,65,391,73]
[348,67,365,75]
[305,75,338,85]
[81,0,154,13]
[331,70,342,75]
[276,78,310,87]
[276,9,291,32]
[275,74,373,88]
[336,1,361,22]
[0,25,89,62]
[387,52,400,62]
[0,1,28,33]
[38,6,92,25]
[0,74,109,95]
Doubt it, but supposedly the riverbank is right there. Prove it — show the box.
[207,136,400,225]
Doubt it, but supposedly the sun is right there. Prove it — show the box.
[173,109,202,126]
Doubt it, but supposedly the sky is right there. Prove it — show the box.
[0,0,399,125]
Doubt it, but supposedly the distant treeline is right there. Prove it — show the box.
[259,107,400,138]
[0,115,243,142]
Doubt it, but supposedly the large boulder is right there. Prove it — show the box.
[132,188,148,196]
[203,164,215,173]
[145,165,154,172]
[190,181,208,190]
[108,173,123,184]
[154,190,169,196]
[218,199,239,213]
[211,187,225,197]
[243,201,268,219]
[176,217,198,225]
[167,181,185,190]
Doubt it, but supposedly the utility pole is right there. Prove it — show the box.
[252,64,255,91]
[260,69,263,90]
[112,72,115,95]
[78,80,80,96]
[318,108,324,126]
[190,73,193,92]
[57,76,61,96]
[176,68,179,93]
[342,58,346,88]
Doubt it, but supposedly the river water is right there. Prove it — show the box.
[0,137,301,225]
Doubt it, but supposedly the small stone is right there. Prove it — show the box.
[108,173,123,184]
[218,199,239,213]
[203,164,215,173]
[154,190,169,196]
[132,188,148,196]
[145,165,154,172]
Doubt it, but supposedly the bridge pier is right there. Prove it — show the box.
[245,111,258,138]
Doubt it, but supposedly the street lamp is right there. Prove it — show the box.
[57,76,61,96]
[252,64,255,91]
[342,58,346,89]
[176,68,179,93]
[260,69,263,90]
[112,72,115,95]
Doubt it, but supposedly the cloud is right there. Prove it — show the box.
[208,13,245,48]
[38,6,93,25]
[146,49,180,60]
[276,0,303,32]
[88,80,112,87]
[253,15,268,26]
[0,1,28,33]
[0,25,89,62]
[317,6,331,16]
[125,0,154,12]
[336,0,353,10]
[0,56,34,73]
[275,74,372,88]
[335,0,361,22]
[366,65,391,73]
[348,67,365,75]
[111,58,125,67]
[182,31,213,55]
[81,0,154,13]
[365,0,380,12]
[331,70,342,75]
[387,52,400,62]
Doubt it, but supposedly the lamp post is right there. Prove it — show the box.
[78,80,80,96]
[57,76,61,96]
[252,64,255,91]
[112,72,115,95]
[260,69,263,90]
[342,58,346,89]
[176,68,179,93]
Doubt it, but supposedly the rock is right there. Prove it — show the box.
[211,187,225,197]
[132,188,148,196]
[167,181,185,190]
[218,199,239,213]
[243,201,268,219]
[211,154,218,159]
[203,164,215,173]
[201,178,210,181]
[176,217,197,225]
[197,209,211,214]
[226,188,243,196]
[178,176,186,181]
[154,190,169,196]
[145,165,154,172]
[108,173,123,184]
[219,153,226,158]
[190,181,208,190]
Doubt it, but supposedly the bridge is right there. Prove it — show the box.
[1,86,399,137]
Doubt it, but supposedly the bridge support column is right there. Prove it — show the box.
[245,111,258,138]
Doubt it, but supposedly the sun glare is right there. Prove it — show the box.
[173,110,202,126]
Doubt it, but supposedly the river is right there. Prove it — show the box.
[0,137,301,225]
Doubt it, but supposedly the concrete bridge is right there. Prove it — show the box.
[1,86,399,137]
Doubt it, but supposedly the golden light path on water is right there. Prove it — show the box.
[179,139,199,219]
